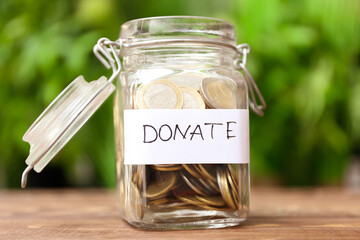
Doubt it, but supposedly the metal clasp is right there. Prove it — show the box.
[234,44,267,116]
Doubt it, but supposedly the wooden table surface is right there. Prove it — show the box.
[1,188,359,239]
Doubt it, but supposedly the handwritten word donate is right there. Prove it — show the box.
[143,122,237,143]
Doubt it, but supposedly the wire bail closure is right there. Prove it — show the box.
[93,38,122,82]
[234,44,267,116]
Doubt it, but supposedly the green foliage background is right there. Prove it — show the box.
[0,0,359,188]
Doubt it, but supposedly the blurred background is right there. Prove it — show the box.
[0,0,359,188]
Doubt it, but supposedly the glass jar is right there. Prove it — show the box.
[114,16,251,230]
[20,16,266,231]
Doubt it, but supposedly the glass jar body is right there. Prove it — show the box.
[114,17,250,230]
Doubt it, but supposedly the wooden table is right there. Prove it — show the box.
[1,188,359,239]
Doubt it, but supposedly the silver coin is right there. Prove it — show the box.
[136,80,183,109]
[200,78,237,109]
[179,86,205,109]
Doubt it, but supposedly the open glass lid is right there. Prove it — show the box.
[21,38,121,188]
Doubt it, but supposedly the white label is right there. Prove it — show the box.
[124,109,249,165]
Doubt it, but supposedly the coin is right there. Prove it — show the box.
[197,164,216,182]
[228,164,238,182]
[197,178,217,194]
[132,165,144,189]
[195,165,219,193]
[175,194,225,211]
[180,171,210,196]
[136,80,183,109]
[125,182,143,220]
[200,78,237,109]
[165,201,191,208]
[182,164,202,178]
[147,191,170,201]
[164,73,205,91]
[217,168,237,209]
[151,200,190,209]
[148,198,169,205]
[227,169,239,204]
[174,194,201,205]
[228,165,239,194]
[195,195,226,207]
[205,177,220,193]
[146,172,177,199]
[179,86,205,109]
[156,164,178,167]
[151,164,183,171]
[227,167,237,190]
[172,186,197,197]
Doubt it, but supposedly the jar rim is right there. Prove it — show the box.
[119,16,237,47]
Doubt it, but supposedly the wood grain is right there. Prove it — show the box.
[0,188,359,239]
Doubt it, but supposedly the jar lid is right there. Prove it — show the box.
[21,38,121,188]
[21,76,115,187]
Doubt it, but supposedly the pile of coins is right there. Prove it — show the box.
[134,77,238,109]
[127,77,242,220]
[129,164,240,219]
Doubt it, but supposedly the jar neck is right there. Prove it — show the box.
[121,45,238,70]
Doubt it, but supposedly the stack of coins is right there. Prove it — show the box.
[135,77,238,110]
[126,77,241,220]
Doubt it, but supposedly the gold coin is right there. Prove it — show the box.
[197,164,216,182]
[172,186,197,197]
[195,195,226,207]
[231,188,239,206]
[132,165,144,189]
[146,172,177,199]
[205,177,220,193]
[182,164,202,178]
[125,183,143,220]
[171,204,194,210]
[151,165,183,171]
[198,178,216,194]
[180,171,208,196]
[156,164,177,167]
[148,198,169,206]
[219,172,236,209]
[153,201,190,209]
[217,168,236,209]
[164,196,193,209]
[147,191,170,201]
[136,80,183,109]
[227,169,239,204]
[228,164,239,183]
[175,194,224,211]
[227,168,237,192]
[152,166,183,171]
[174,194,203,206]
[200,78,237,109]
[196,165,219,193]
[179,86,205,109]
